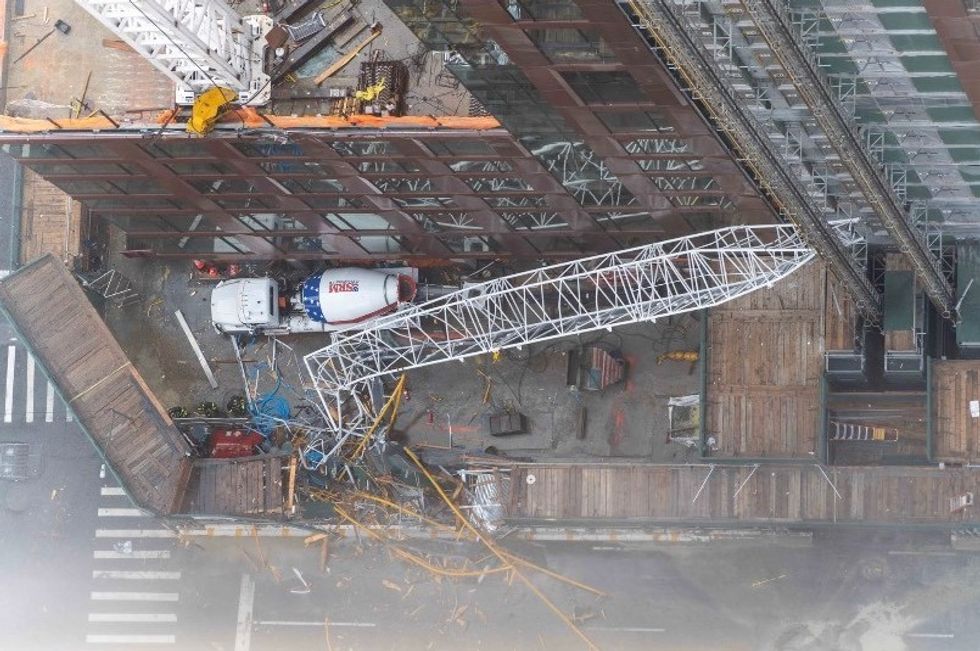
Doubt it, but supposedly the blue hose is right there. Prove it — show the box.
[251,374,291,437]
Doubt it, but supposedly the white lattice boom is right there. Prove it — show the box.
[74,0,271,104]
[304,225,815,407]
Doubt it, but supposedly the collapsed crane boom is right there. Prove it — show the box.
[305,223,812,398]
[74,0,271,104]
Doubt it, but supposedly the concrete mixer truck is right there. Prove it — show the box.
[210,267,419,336]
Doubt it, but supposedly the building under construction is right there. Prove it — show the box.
[4,0,980,539]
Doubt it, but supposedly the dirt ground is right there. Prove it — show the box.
[103,238,704,463]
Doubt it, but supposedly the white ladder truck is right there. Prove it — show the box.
[74,0,272,105]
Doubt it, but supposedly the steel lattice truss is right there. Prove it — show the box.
[306,224,813,396]
[74,0,270,104]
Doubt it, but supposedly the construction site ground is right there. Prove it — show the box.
[102,243,703,463]
[1,0,471,121]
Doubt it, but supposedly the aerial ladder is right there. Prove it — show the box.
[300,224,818,470]
[74,0,272,106]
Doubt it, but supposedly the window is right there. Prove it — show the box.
[503,212,567,230]
[596,110,674,133]
[500,0,582,20]
[164,161,234,175]
[357,160,421,173]
[143,140,214,159]
[425,139,495,157]
[231,141,306,158]
[463,177,534,192]
[393,196,456,209]
[561,71,647,105]
[331,213,393,230]
[328,140,395,157]
[29,162,131,176]
[280,178,346,194]
[356,235,404,253]
[371,177,434,193]
[525,29,615,64]
[449,160,513,173]
[302,196,363,210]
[259,160,331,175]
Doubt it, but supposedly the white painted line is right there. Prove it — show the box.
[254,621,377,628]
[98,508,149,518]
[88,613,177,623]
[4,345,15,423]
[45,380,54,422]
[85,634,174,644]
[65,401,73,422]
[589,626,666,633]
[24,353,34,423]
[101,486,126,496]
[90,592,178,602]
[905,633,955,639]
[96,529,177,539]
[94,550,171,560]
[887,550,957,557]
[92,570,181,580]
[234,574,255,651]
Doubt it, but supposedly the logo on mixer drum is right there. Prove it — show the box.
[328,280,359,293]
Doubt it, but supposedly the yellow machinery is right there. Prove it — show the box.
[657,350,699,364]
[187,87,237,136]
[354,80,386,103]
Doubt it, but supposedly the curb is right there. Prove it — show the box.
[176,522,813,545]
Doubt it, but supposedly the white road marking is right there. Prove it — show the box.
[234,574,255,651]
[4,345,14,423]
[887,550,957,557]
[85,634,174,644]
[96,529,177,539]
[905,633,955,639]
[93,550,171,560]
[88,613,177,623]
[254,621,377,628]
[65,402,73,422]
[45,380,54,422]
[92,570,181,580]
[100,486,126,496]
[98,508,149,518]
[90,592,178,602]
[25,353,34,423]
[589,626,666,633]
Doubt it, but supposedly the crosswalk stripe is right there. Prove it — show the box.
[101,487,126,496]
[90,592,178,602]
[95,530,177,539]
[93,551,171,560]
[87,613,177,623]
[85,634,174,644]
[98,508,149,518]
[4,345,14,423]
[45,380,54,423]
[93,570,181,580]
[25,353,34,423]
[66,402,73,422]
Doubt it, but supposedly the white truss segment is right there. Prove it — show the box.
[304,225,815,403]
[74,0,270,104]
